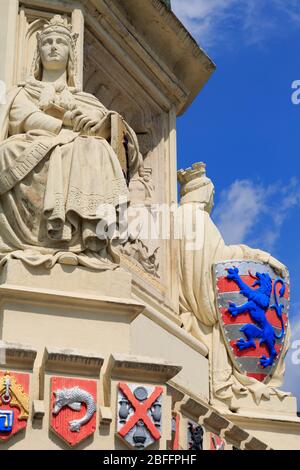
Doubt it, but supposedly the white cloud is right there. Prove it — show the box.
[172,0,238,47]
[257,178,300,250]
[172,0,300,49]
[213,178,300,250]
[213,180,264,244]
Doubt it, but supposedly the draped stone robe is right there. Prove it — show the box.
[178,185,291,405]
[0,79,141,269]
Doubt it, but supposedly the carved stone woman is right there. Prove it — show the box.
[178,163,290,406]
[0,15,142,270]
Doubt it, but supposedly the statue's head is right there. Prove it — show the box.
[178,163,215,213]
[33,15,78,86]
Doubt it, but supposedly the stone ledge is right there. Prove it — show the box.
[0,259,133,299]
[179,396,209,420]
[202,410,230,434]
[0,340,37,370]
[103,353,181,407]
[243,436,269,451]
[224,424,249,447]
[0,284,145,320]
[105,352,182,383]
[42,347,105,376]
[224,409,300,424]
[166,382,269,450]
[142,304,208,358]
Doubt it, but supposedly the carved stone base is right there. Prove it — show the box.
[0,260,144,357]
[0,259,132,299]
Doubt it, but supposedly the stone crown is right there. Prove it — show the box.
[40,15,73,39]
[177,162,207,186]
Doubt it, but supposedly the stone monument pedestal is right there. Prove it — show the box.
[0,0,299,451]
[0,260,144,356]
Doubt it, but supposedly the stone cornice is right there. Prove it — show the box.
[0,340,37,370]
[0,284,145,320]
[167,383,272,449]
[105,353,182,382]
[20,0,215,114]
[42,347,104,376]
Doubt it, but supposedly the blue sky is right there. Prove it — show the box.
[173,0,300,406]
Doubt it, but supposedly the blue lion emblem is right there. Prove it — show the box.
[226,267,286,368]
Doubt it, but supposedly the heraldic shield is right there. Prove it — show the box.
[117,383,163,449]
[0,371,29,441]
[50,377,97,447]
[214,260,290,383]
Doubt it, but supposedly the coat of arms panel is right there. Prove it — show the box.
[0,371,29,441]
[50,376,97,447]
[117,382,163,449]
[214,260,289,383]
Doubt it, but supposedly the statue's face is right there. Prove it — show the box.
[40,32,70,71]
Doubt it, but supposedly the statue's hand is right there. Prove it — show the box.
[70,109,98,133]
[88,113,112,140]
[88,115,109,136]
[70,109,109,136]
[268,256,287,279]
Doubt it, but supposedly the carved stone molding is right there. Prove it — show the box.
[0,340,37,370]
[42,347,104,376]
[105,353,182,383]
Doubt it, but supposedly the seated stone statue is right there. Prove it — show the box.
[0,15,142,270]
[178,163,290,405]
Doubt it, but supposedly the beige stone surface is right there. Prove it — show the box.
[170,389,271,450]
[0,263,144,368]
[0,340,37,370]
[0,259,132,299]
[42,346,104,376]
[32,400,45,420]
[130,314,210,401]
[105,352,182,383]
[230,416,300,450]
[0,0,18,87]
[99,406,112,425]
[0,0,298,451]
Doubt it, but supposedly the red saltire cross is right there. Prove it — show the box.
[118,382,163,440]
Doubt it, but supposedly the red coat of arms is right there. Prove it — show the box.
[117,383,163,449]
[0,371,29,441]
[214,261,289,382]
[210,432,225,450]
[50,377,97,447]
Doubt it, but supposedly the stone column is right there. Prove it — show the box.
[0,0,19,90]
